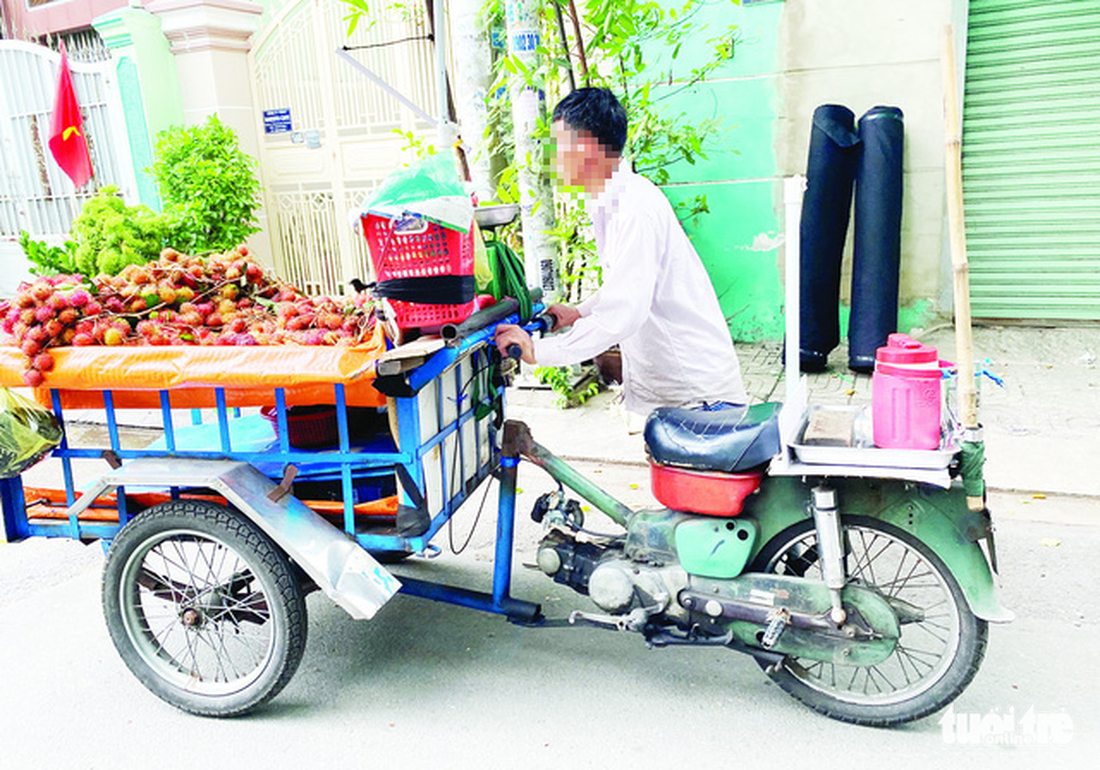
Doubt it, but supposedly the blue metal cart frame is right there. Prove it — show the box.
[1,312,544,622]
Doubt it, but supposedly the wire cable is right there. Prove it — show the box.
[342,36,433,52]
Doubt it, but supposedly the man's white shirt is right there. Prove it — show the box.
[533,161,747,415]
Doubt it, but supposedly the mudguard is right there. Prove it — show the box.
[67,457,400,620]
[745,475,1013,623]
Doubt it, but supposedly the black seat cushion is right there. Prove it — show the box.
[644,402,783,473]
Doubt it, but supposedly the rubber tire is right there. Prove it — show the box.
[102,500,307,717]
[750,515,988,726]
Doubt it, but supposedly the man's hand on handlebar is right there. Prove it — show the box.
[545,303,581,331]
[494,324,536,364]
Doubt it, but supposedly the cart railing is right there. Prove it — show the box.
[2,338,504,554]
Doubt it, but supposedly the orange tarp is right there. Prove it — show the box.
[22,486,399,522]
[0,325,388,409]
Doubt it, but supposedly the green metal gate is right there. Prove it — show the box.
[963,0,1100,321]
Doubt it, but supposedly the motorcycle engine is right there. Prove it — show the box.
[536,530,689,621]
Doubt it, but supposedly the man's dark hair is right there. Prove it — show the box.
[551,88,628,156]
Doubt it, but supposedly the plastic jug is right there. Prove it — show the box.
[872,333,942,450]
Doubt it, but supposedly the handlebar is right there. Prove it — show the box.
[518,311,557,336]
[503,310,557,364]
[539,311,559,333]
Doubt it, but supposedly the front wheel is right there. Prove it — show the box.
[102,501,307,717]
[751,515,988,726]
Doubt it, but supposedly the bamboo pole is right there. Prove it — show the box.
[566,0,589,85]
[941,25,984,510]
[553,1,577,91]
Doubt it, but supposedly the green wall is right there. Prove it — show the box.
[93,7,185,211]
[648,0,940,342]
[648,0,786,342]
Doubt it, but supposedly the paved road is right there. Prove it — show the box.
[0,482,1096,769]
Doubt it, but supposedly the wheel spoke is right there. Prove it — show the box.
[893,650,917,685]
[872,563,935,595]
[912,622,950,645]
[892,556,927,595]
[866,664,897,693]
[886,547,910,598]
[190,627,227,682]
[217,592,271,626]
[138,609,180,655]
[895,643,942,664]
[181,621,202,678]
[763,520,969,711]
[210,625,245,682]
[108,506,308,715]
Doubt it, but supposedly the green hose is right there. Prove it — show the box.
[472,237,537,423]
[484,239,533,323]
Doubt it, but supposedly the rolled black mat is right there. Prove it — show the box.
[798,104,860,372]
[849,105,904,373]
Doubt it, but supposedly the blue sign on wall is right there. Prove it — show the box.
[263,108,292,134]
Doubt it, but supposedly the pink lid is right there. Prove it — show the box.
[875,361,943,379]
[875,333,937,366]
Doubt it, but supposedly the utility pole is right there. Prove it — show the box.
[450,0,495,200]
[429,0,458,154]
[504,0,558,297]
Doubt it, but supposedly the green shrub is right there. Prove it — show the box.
[149,115,261,253]
[18,230,77,276]
[535,365,601,409]
[70,186,169,276]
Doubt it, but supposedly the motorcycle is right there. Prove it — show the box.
[2,175,1006,723]
[495,336,1009,727]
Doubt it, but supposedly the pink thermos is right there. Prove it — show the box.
[872,333,942,450]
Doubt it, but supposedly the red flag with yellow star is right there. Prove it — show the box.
[48,42,93,189]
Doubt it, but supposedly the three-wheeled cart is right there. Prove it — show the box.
[0,312,544,716]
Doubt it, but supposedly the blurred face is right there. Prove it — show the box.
[551,119,613,194]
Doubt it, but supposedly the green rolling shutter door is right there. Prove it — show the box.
[963,0,1100,320]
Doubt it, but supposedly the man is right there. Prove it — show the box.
[495,88,746,416]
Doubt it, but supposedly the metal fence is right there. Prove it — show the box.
[0,40,133,241]
[249,0,441,297]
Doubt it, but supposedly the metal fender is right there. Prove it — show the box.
[67,457,401,620]
[874,481,1013,623]
[745,476,1013,623]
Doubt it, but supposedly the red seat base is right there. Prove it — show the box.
[649,462,762,517]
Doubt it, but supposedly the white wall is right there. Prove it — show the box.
[778,0,959,311]
[0,242,33,296]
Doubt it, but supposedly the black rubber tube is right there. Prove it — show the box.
[849,106,905,372]
[440,287,543,345]
[798,105,860,372]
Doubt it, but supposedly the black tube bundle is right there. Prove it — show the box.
[799,105,860,372]
[849,106,905,372]
[796,104,905,373]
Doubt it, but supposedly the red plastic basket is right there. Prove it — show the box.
[363,213,476,329]
[261,405,338,448]
[260,405,391,448]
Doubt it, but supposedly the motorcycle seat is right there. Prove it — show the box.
[644,402,782,473]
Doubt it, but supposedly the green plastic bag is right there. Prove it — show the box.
[363,153,473,233]
[0,387,63,478]
[472,221,494,292]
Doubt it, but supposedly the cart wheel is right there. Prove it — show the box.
[102,500,307,717]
